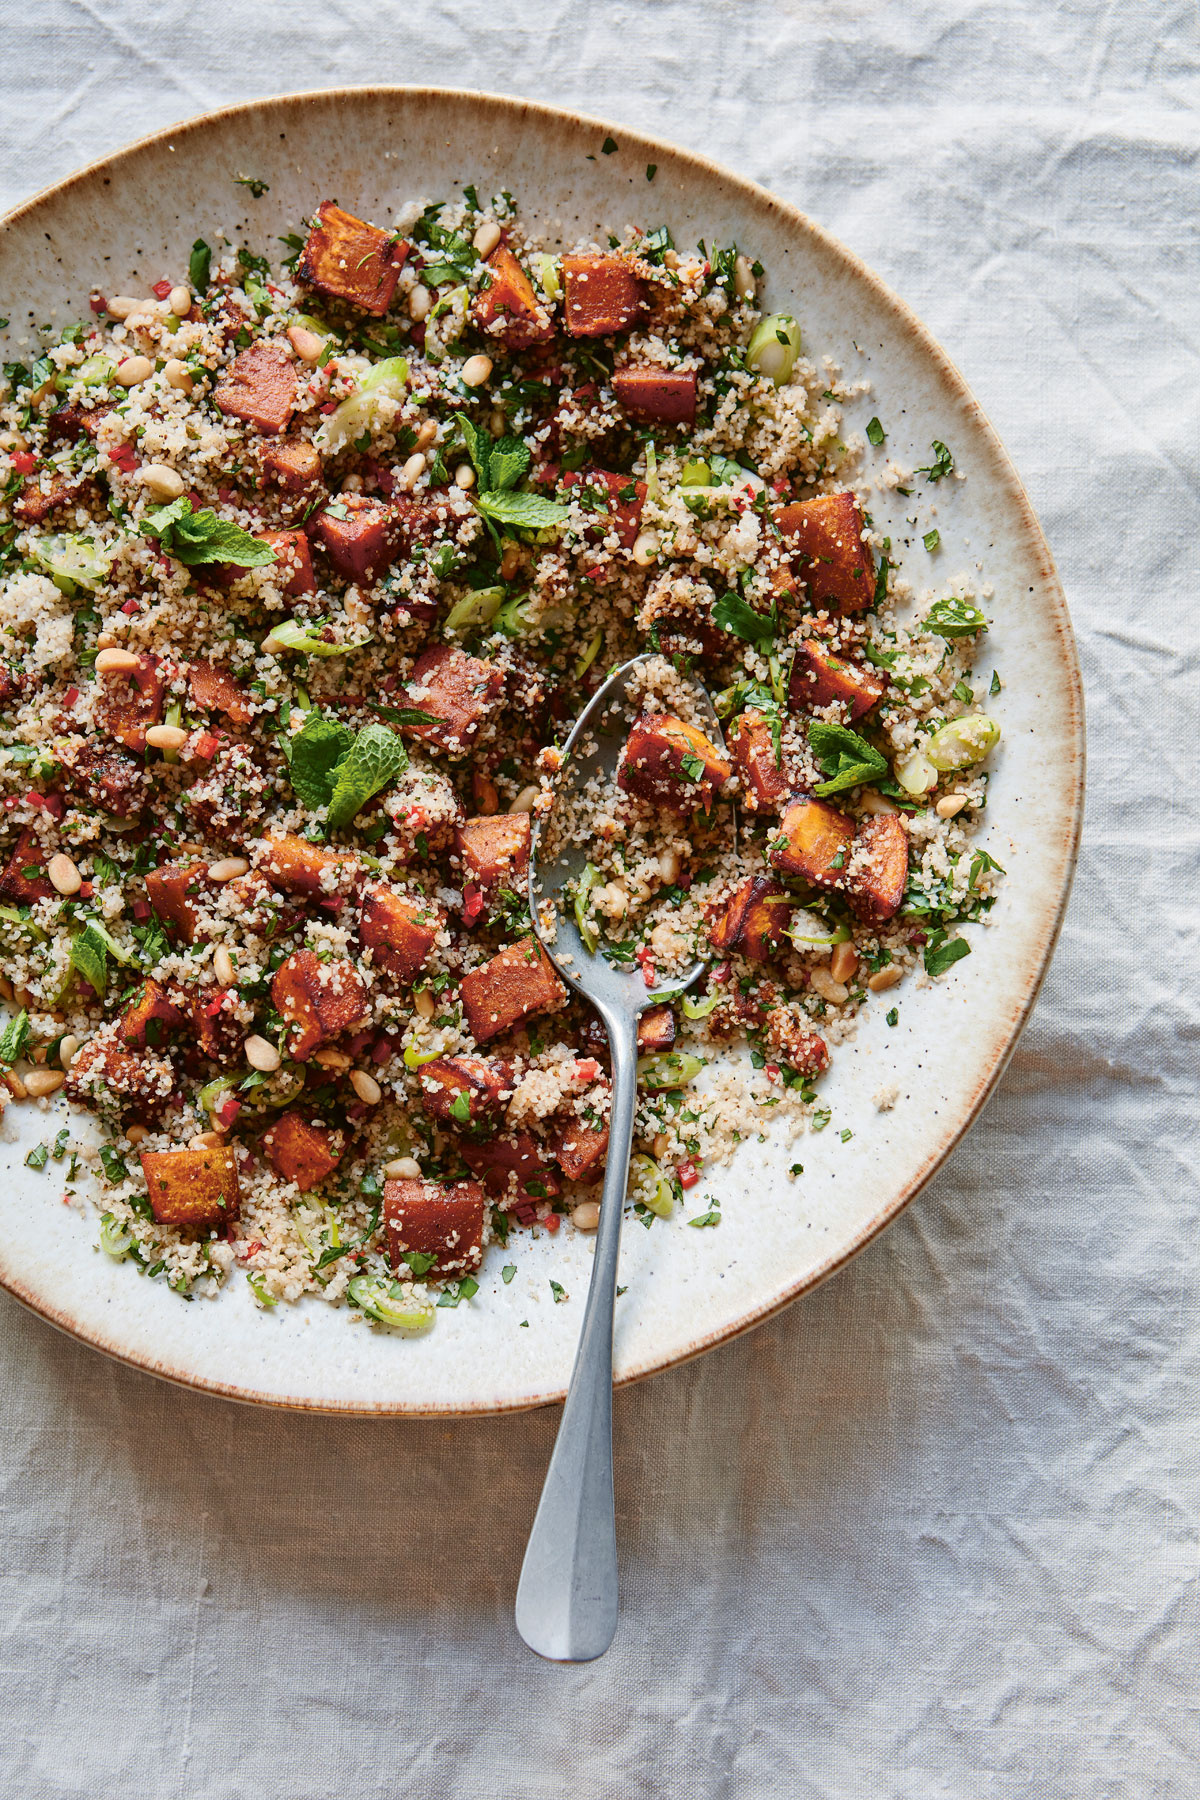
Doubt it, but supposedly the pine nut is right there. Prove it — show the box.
[125,1123,149,1144]
[809,968,849,1005]
[414,419,437,449]
[632,529,659,567]
[499,543,521,580]
[188,1130,223,1150]
[57,1034,79,1071]
[287,325,325,363]
[95,646,140,676]
[14,986,33,1010]
[408,284,432,322]
[413,988,435,1020]
[350,1069,382,1105]
[399,452,426,490]
[25,1068,65,1098]
[4,1070,27,1100]
[472,220,503,258]
[140,463,184,501]
[168,285,192,318]
[96,631,118,649]
[47,852,82,896]
[936,793,967,819]
[454,463,476,490]
[658,848,681,885]
[829,942,859,984]
[733,254,757,300]
[509,784,539,814]
[213,946,236,987]
[145,723,187,752]
[115,355,153,387]
[461,354,493,388]
[207,857,249,882]
[313,1047,351,1071]
[0,431,28,453]
[105,297,141,319]
[572,1201,601,1231]
[244,1034,280,1073]
[867,964,904,993]
[384,1156,422,1179]
[163,358,193,394]
[858,789,899,816]
[653,1133,670,1159]
[261,631,288,655]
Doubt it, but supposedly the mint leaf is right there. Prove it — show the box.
[713,591,777,646]
[288,710,354,810]
[924,597,987,638]
[807,720,888,797]
[70,923,109,996]
[0,1008,30,1065]
[924,935,971,978]
[141,498,277,569]
[476,490,570,531]
[486,436,531,493]
[325,722,407,830]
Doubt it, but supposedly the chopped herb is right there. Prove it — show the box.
[0,1007,30,1065]
[925,596,987,638]
[502,1264,517,1284]
[916,440,955,482]
[789,1163,804,1176]
[924,935,971,977]
[866,416,886,447]
[437,1275,480,1308]
[646,164,657,181]
[688,1207,721,1228]
[403,1250,438,1277]
[24,1144,48,1170]
[923,528,940,552]
[990,670,1002,695]
[99,1145,128,1184]
[51,1127,70,1160]
[953,680,974,703]
[886,1007,899,1027]
[811,1108,831,1131]
[549,1279,567,1303]
[188,238,212,292]
[448,1089,471,1126]
[601,136,618,155]
[712,590,777,647]
[840,1128,853,1143]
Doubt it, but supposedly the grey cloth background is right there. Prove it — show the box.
[0,2,1194,1794]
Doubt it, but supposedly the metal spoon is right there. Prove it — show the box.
[515,653,726,1662]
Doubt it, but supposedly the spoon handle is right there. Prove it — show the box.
[514,1009,639,1661]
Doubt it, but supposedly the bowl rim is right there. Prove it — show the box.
[0,84,1085,1415]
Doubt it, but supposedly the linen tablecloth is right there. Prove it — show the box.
[1,2,1196,1793]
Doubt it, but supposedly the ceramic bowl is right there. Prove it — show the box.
[0,88,1083,1413]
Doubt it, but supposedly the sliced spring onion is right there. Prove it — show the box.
[637,1051,705,1091]
[746,313,802,385]
[681,992,720,1021]
[98,1212,133,1260]
[403,1041,443,1072]
[573,863,603,954]
[348,1274,435,1332]
[573,628,603,681]
[197,1074,237,1115]
[247,1271,278,1308]
[265,619,371,657]
[894,748,939,796]
[444,586,504,635]
[681,458,711,487]
[926,714,1001,772]
[314,355,408,450]
[629,1153,674,1218]
[58,354,115,392]
[494,595,571,636]
[161,700,183,765]
[787,909,852,948]
[532,253,561,300]
[644,440,661,504]
[31,533,114,594]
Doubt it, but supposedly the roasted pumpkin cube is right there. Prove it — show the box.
[383,1177,485,1276]
[120,979,186,1049]
[453,814,530,890]
[140,1145,240,1230]
[562,255,647,337]
[188,660,253,728]
[554,1111,609,1183]
[416,1054,513,1130]
[728,710,793,813]
[846,813,908,923]
[298,201,408,316]
[272,949,369,1061]
[402,646,505,756]
[617,712,732,813]
[145,861,209,943]
[46,402,108,444]
[637,1005,676,1052]
[257,832,362,900]
[59,742,148,819]
[789,640,887,721]
[261,1109,344,1193]
[562,467,646,549]
[64,1022,174,1109]
[774,493,876,613]
[763,1006,829,1079]
[358,882,441,983]
[13,471,98,524]
[96,651,164,753]
[458,1133,560,1202]
[472,244,553,348]
[261,437,323,495]
[459,936,567,1045]
[213,342,297,436]
[710,875,793,963]
[312,494,401,582]
[259,527,315,596]
[769,797,856,888]
[0,830,53,902]
[612,365,697,426]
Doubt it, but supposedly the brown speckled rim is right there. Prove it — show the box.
[0,86,1084,1415]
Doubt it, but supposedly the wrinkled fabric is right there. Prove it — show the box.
[1,2,1197,1794]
